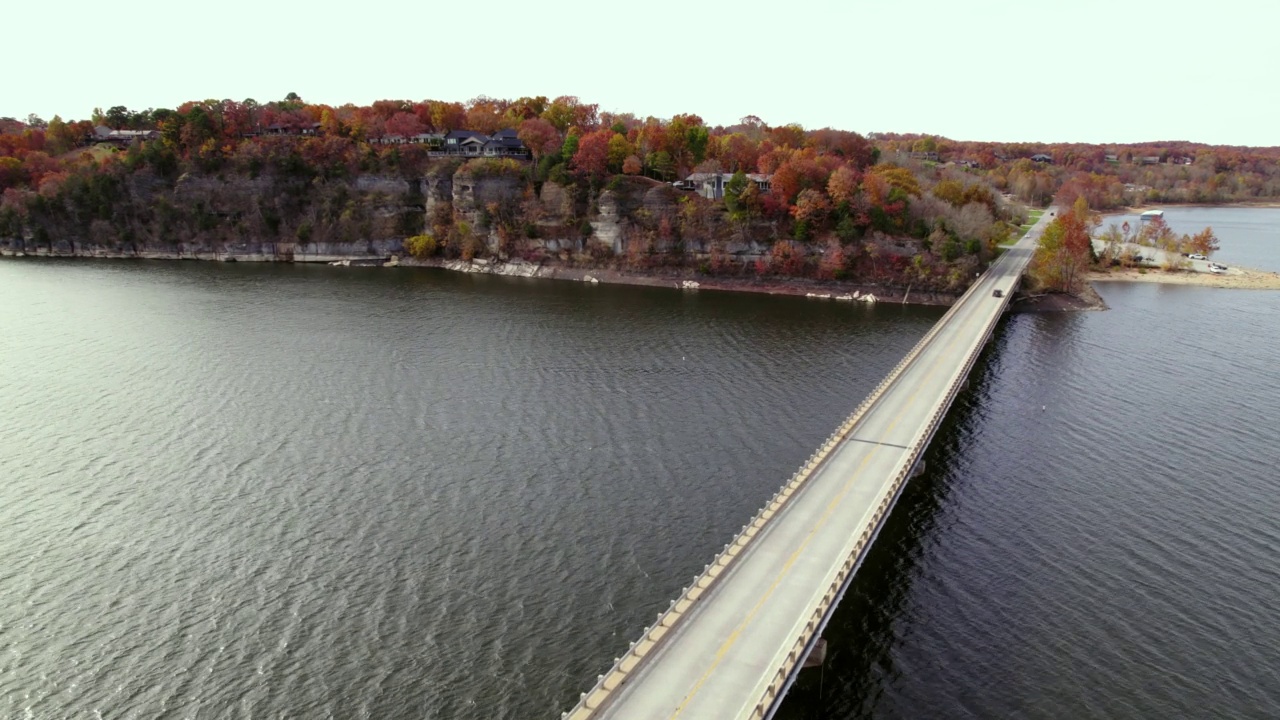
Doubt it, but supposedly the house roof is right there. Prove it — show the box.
[493,135,525,148]
[684,172,771,183]
[445,130,487,140]
[101,129,159,139]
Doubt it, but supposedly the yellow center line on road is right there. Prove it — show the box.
[668,305,981,718]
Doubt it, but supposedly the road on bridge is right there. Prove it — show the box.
[570,212,1054,720]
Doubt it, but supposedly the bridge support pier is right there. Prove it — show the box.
[802,638,828,669]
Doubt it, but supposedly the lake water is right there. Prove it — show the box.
[1100,206,1280,271]
[3,219,1279,718]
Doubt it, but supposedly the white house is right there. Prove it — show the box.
[675,172,773,200]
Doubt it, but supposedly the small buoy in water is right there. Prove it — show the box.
[1042,405,1046,411]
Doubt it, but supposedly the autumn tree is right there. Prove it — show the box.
[517,118,560,162]
[770,152,830,206]
[385,112,425,139]
[769,123,806,149]
[866,165,921,198]
[320,108,342,136]
[571,129,612,180]
[665,114,709,174]
[501,96,549,126]
[715,133,759,173]
[1030,197,1097,292]
[0,157,25,190]
[809,129,874,168]
[792,188,831,227]
[425,101,466,132]
[817,239,848,279]
[912,136,938,153]
[827,165,861,207]
[44,116,81,155]
[1187,227,1220,257]
[1136,216,1175,248]
[465,96,505,134]
[541,96,598,133]
[606,133,634,174]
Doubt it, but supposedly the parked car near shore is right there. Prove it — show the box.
[1189,253,1207,260]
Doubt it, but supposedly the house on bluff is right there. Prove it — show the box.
[433,129,529,158]
[675,172,773,200]
[91,126,161,145]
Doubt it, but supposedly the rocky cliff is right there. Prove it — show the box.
[0,158,972,300]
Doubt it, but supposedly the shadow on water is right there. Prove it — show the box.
[774,318,1014,720]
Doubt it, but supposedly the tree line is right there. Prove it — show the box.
[2,93,1261,293]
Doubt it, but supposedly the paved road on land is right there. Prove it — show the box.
[584,215,1051,720]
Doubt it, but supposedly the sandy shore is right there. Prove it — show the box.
[1088,266,1280,290]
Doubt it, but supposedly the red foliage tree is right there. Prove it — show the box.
[20,152,59,187]
[385,112,425,139]
[370,100,410,120]
[716,133,759,173]
[809,128,874,168]
[817,239,848,279]
[792,188,831,226]
[769,124,806,149]
[541,96,599,133]
[425,101,466,132]
[572,129,612,179]
[466,97,505,134]
[517,118,561,160]
[770,152,829,205]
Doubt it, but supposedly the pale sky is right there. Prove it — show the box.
[8,0,1277,146]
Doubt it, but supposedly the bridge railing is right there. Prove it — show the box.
[562,269,1004,719]
[747,258,1018,719]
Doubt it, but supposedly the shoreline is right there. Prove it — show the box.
[10,247,1275,310]
[0,248,962,307]
[401,257,964,306]
[1111,201,1280,214]
[1012,282,1108,313]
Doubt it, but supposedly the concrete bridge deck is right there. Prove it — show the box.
[565,213,1051,720]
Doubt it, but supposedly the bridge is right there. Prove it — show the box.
[563,211,1052,720]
